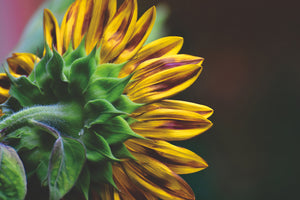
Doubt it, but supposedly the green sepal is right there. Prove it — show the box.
[62,42,74,59]
[89,161,116,189]
[94,116,143,145]
[69,47,97,95]
[47,49,67,82]
[113,95,143,114]
[63,38,86,75]
[81,131,119,162]
[83,99,126,128]
[84,75,132,103]
[6,73,49,107]
[0,144,27,200]
[76,165,90,200]
[30,43,53,87]
[111,143,135,160]
[91,62,126,79]
[46,49,70,100]
[48,137,86,200]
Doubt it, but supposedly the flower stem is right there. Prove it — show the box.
[0,103,83,140]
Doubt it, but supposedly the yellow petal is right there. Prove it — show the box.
[60,0,79,53]
[123,153,195,200]
[132,99,213,119]
[85,0,117,54]
[72,0,94,49]
[130,109,212,141]
[92,184,120,200]
[43,9,62,54]
[114,6,156,64]
[100,0,138,64]
[113,164,158,200]
[6,53,39,77]
[118,36,183,78]
[127,64,202,103]
[0,73,10,103]
[126,139,208,174]
[125,54,203,93]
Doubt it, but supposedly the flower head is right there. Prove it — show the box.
[0,0,213,199]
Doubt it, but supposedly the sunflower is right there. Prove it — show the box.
[0,0,213,199]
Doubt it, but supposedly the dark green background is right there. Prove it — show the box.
[141,0,300,199]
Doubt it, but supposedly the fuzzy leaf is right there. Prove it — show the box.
[84,76,131,103]
[83,99,125,127]
[95,116,143,145]
[48,137,85,200]
[0,144,26,200]
[81,131,119,162]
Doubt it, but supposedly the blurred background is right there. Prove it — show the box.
[0,0,299,199]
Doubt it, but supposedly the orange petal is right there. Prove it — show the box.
[100,0,138,63]
[130,108,212,141]
[114,6,156,64]
[126,139,208,174]
[113,164,158,200]
[123,153,195,200]
[85,0,117,54]
[118,36,183,78]
[43,9,62,54]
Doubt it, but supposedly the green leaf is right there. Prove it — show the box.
[48,137,86,200]
[83,99,126,127]
[94,116,143,145]
[76,165,90,200]
[0,144,26,200]
[91,62,126,79]
[81,131,119,162]
[84,76,131,103]
[69,48,97,95]
[17,129,55,182]
[113,95,143,114]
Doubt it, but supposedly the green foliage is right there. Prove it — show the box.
[84,76,132,103]
[81,131,119,162]
[48,137,85,200]
[0,144,26,200]
[0,40,146,199]
[83,99,126,128]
